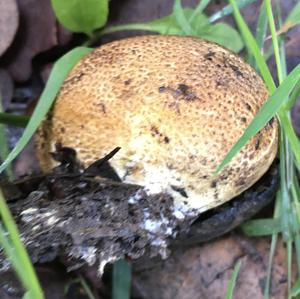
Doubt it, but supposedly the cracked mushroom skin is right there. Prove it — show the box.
[36,35,278,212]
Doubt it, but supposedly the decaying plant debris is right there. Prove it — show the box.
[0,145,278,277]
[0,145,198,275]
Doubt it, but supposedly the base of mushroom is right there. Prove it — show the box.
[172,160,279,246]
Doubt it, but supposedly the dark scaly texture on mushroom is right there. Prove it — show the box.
[36,35,278,212]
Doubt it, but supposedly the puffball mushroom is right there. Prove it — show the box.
[36,35,278,213]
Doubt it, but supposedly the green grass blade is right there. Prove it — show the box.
[292,178,300,226]
[189,0,211,23]
[248,0,267,67]
[255,1,268,50]
[285,1,300,27]
[0,224,28,285]
[241,218,282,236]
[0,101,9,159]
[279,132,292,241]
[278,112,300,167]
[264,233,278,299]
[97,1,251,42]
[112,259,131,299]
[224,259,242,299]
[0,226,37,299]
[0,113,29,127]
[228,0,276,92]
[270,2,300,39]
[209,0,256,23]
[271,13,298,299]
[0,100,13,179]
[0,121,8,163]
[275,0,287,79]
[295,236,300,280]
[95,10,189,38]
[285,74,300,110]
[293,179,300,274]
[263,192,280,299]
[173,0,197,35]
[0,189,44,298]
[0,47,92,174]
[216,62,300,174]
[265,0,283,84]
[287,240,292,298]
[79,275,96,299]
[291,277,300,297]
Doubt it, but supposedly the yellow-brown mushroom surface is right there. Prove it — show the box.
[36,35,278,212]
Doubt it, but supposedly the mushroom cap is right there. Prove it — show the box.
[36,35,278,212]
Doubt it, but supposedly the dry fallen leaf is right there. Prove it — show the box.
[1,0,72,82]
[0,0,19,57]
[132,234,294,299]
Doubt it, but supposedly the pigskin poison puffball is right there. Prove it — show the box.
[37,35,278,212]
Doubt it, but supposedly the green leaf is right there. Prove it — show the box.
[112,259,131,299]
[189,0,211,24]
[209,0,256,23]
[285,1,300,26]
[173,0,196,35]
[101,8,207,36]
[187,11,210,32]
[22,291,35,299]
[216,62,300,174]
[228,0,276,92]
[199,22,243,52]
[147,8,189,35]
[0,47,92,174]
[100,9,243,52]
[241,218,282,236]
[0,113,29,127]
[51,0,108,36]
[224,259,242,299]
[291,277,300,297]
